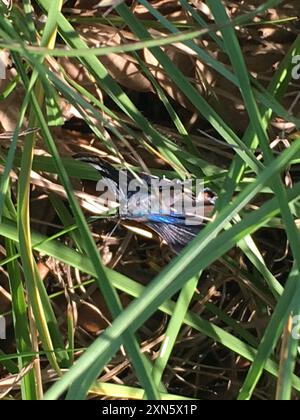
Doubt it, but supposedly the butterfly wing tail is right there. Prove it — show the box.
[145,222,201,254]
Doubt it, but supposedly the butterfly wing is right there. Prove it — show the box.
[144,222,200,254]
[74,155,216,253]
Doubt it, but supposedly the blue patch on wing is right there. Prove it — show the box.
[144,214,187,225]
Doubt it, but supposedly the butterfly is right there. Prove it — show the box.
[75,154,216,254]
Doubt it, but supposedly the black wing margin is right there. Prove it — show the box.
[145,222,202,254]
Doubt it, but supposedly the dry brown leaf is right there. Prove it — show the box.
[0,53,27,131]
[143,41,213,109]
[134,0,182,20]
[61,24,153,92]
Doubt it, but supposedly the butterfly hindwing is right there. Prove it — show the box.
[145,222,200,254]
